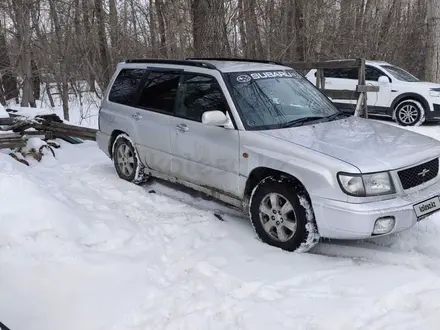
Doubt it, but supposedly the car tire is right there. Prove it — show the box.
[393,99,426,126]
[249,176,320,252]
[112,134,148,185]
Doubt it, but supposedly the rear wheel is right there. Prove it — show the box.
[112,134,148,185]
[249,176,319,252]
[394,99,425,126]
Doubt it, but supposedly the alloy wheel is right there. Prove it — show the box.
[398,104,419,125]
[258,192,297,242]
[116,143,135,177]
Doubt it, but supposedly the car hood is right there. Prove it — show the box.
[258,117,440,173]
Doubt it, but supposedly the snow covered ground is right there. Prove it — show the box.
[1,117,440,329]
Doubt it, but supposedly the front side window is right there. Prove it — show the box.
[380,65,419,82]
[365,66,386,81]
[225,70,341,130]
[137,71,180,114]
[108,69,145,105]
[178,73,229,122]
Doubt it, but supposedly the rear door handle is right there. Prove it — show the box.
[132,112,142,120]
[176,123,189,133]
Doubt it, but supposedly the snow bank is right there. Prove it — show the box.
[0,153,90,250]
[1,121,440,329]
[5,105,53,118]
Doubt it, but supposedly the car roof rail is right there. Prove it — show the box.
[124,58,217,69]
[185,57,284,66]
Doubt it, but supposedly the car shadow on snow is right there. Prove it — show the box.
[135,176,440,263]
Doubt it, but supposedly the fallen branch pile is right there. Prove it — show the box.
[0,113,97,150]
[0,133,26,149]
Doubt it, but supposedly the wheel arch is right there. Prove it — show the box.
[245,167,320,252]
[391,93,430,115]
[244,167,311,202]
[109,130,127,158]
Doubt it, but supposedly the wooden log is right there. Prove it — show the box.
[37,120,97,134]
[0,117,15,125]
[285,59,362,70]
[34,125,97,137]
[9,153,30,166]
[356,85,379,93]
[322,89,359,100]
[1,115,98,142]
[32,125,97,140]
[0,136,26,142]
[0,132,22,139]
[19,130,45,136]
[0,139,26,149]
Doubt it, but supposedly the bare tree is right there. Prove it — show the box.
[426,0,440,82]
[0,0,436,118]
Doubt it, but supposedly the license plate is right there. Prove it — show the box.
[414,196,440,219]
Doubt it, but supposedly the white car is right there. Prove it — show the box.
[306,60,440,126]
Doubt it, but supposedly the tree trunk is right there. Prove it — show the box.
[109,0,119,61]
[95,0,112,89]
[192,0,230,57]
[14,0,35,107]
[83,0,96,92]
[0,21,19,103]
[238,0,248,56]
[156,0,167,57]
[426,0,440,81]
[293,0,305,61]
[31,56,41,101]
[149,0,157,55]
[48,0,69,119]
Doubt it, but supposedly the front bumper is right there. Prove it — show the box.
[427,104,440,121]
[312,179,440,239]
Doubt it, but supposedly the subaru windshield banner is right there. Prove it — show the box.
[234,70,301,83]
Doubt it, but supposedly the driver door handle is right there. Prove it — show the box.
[176,123,189,133]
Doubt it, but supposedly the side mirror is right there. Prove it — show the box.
[378,75,390,84]
[202,110,232,128]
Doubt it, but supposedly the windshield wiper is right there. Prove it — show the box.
[324,112,348,122]
[280,116,325,128]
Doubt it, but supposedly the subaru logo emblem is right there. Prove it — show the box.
[237,75,251,83]
[418,168,430,177]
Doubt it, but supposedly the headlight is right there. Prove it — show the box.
[338,172,395,197]
[429,89,440,97]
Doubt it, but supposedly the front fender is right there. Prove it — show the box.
[239,141,359,202]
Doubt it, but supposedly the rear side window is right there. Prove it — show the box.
[137,71,180,114]
[108,69,145,105]
[323,68,358,80]
[178,73,229,122]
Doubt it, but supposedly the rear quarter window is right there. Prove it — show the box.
[108,69,145,105]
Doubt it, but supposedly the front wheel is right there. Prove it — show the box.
[249,176,320,252]
[394,100,425,126]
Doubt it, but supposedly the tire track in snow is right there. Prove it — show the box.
[78,162,440,274]
[139,177,440,273]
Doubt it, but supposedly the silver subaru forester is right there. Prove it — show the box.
[96,58,440,252]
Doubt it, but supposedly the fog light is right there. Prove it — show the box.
[372,217,395,235]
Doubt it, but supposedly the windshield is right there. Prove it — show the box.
[224,70,341,130]
[380,65,419,82]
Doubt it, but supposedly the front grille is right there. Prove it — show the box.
[398,158,439,190]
